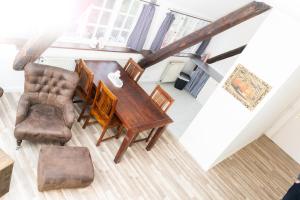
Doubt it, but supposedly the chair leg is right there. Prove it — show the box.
[72,93,81,103]
[73,99,83,103]
[116,126,123,139]
[146,128,155,142]
[96,127,108,146]
[78,103,88,122]
[16,140,22,150]
[129,133,139,147]
[83,116,91,129]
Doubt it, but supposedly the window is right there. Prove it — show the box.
[60,0,143,47]
[162,13,210,54]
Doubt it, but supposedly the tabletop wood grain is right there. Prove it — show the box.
[84,60,173,163]
[84,60,173,132]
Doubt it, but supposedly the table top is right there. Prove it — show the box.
[84,60,173,132]
[0,149,14,170]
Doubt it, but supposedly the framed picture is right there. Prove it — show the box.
[223,64,271,110]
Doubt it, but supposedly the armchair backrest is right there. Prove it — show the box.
[24,63,79,107]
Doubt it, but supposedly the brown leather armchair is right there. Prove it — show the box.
[14,63,79,147]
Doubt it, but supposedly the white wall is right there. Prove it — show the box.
[180,9,300,170]
[264,65,300,164]
[266,96,300,163]
[194,12,268,106]
[266,94,300,139]
[196,78,218,105]
[205,12,269,58]
[217,64,300,165]
[41,47,142,69]
[0,45,24,92]
[41,47,190,82]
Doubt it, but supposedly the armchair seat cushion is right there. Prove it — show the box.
[14,104,71,143]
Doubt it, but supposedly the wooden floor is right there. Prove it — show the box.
[0,92,299,200]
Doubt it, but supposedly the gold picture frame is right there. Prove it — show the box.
[223,64,271,110]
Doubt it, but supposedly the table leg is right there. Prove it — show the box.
[146,126,166,151]
[114,129,136,163]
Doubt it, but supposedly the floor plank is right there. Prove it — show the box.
[0,92,299,200]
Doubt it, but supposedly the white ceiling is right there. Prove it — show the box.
[160,0,253,20]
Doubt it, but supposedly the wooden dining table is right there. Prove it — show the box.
[84,60,173,163]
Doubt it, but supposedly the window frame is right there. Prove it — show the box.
[162,13,210,54]
[59,0,143,47]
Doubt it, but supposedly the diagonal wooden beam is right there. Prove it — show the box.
[138,1,271,68]
[206,45,247,64]
[13,28,63,71]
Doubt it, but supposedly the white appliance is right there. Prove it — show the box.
[160,61,185,83]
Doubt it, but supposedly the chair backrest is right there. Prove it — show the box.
[91,81,118,127]
[75,59,94,99]
[124,58,144,82]
[150,85,174,113]
[74,60,81,74]
[24,63,79,106]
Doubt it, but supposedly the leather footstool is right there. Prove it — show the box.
[37,146,94,191]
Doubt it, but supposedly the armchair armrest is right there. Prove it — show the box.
[62,101,76,128]
[16,94,31,125]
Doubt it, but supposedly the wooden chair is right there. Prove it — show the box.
[150,85,174,113]
[136,85,174,143]
[119,85,174,145]
[124,58,144,82]
[73,59,95,122]
[82,81,120,146]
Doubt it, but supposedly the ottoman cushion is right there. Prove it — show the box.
[38,146,94,191]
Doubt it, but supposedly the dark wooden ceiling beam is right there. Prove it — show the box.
[138,1,271,68]
[206,45,247,64]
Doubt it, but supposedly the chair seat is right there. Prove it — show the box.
[38,146,94,191]
[86,106,121,128]
[14,104,72,143]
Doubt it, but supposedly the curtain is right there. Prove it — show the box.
[150,12,175,52]
[126,4,156,52]
[184,39,211,98]
[195,38,211,56]
[184,60,210,98]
